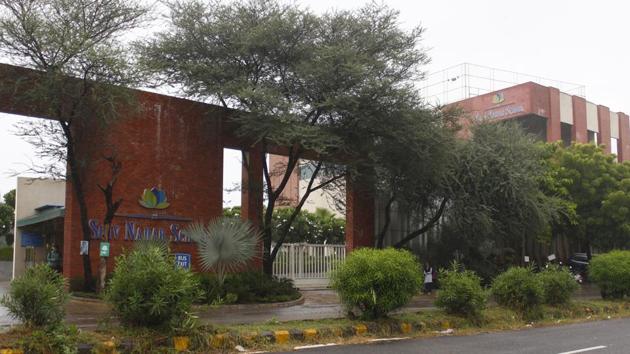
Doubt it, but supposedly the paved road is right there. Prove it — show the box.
[282,318,630,354]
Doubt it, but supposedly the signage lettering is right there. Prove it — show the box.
[89,219,191,243]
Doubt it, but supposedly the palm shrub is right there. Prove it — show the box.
[105,242,201,327]
[0,264,68,327]
[589,250,630,299]
[186,217,260,285]
[435,262,487,321]
[491,266,544,320]
[536,266,578,305]
[331,248,423,320]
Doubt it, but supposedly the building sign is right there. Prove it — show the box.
[80,240,89,255]
[21,232,44,247]
[492,92,505,104]
[88,219,191,243]
[99,242,110,257]
[139,187,170,209]
[174,253,191,270]
[477,104,525,120]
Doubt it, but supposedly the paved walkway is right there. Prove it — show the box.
[0,281,602,330]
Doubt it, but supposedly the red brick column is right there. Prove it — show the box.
[571,96,588,143]
[345,175,375,252]
[547,87,561,142]
[241,144,264,230]
[618,113,630,162]
[597,105,611,154]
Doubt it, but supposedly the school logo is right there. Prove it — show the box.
[492,92,505,104]
[139,187,170,209]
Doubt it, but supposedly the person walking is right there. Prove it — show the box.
[423,263,434,295]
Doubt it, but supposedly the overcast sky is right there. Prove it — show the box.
[1,0,628,200]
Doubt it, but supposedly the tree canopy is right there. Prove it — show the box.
[140,0,441,273]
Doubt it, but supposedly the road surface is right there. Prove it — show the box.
[280,318,630,354]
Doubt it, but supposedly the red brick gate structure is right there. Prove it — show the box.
[0,63,375,280]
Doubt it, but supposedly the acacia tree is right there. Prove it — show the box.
[0,0,147,289]
[140,0,431,274]
[387,121,563,268]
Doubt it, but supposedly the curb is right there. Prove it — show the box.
[196,294,305,311]
[70,294,306,310]
[205,318,426,349]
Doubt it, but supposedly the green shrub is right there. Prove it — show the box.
[536,266,578,305]
[0,246,12,261]
[491,267,543,320]
[589,250,630,299]
[223,207,345,244]
[331,248,423,319]
[196,271,300,304]
[435,263,487,321]
[0,264,68,327]
[19,324,80,353]
[105,242,201,327]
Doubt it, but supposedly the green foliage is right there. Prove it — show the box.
[0,264,68,327]
[331,248,423,319]
[105,242,201,327]
[435,263,487,321]
[536,266,578,305]
[224,207,345,244]
[0,246,12,261]
[543,143,627,251]
[196,271,300,304]
[272,208,345,244]
[589,250,630,299]
[430,123,563,274]
[19,324,80,354]
[491,267,544,320]
[0,203,13,246]
[186,217,260,284]
[3,189,15,208]
[141,0,436,272]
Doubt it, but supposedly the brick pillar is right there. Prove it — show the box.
[571,96,588,143]
[597,105,611,154]
[241,144,264,268]
[547,87,561,142]
[619,113,630,162]
[345,175,375,252]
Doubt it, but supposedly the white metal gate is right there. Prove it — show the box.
[272,243,346,288]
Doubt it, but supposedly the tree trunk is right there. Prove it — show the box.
[376,196,395,249]
[62,122,94,291]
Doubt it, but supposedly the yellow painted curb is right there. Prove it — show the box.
[303,328,318,340]
[95,341,117,354]
[400,322,412,334]
[353,324,367,335]
[0,350,24,354]
[274,330,290,344]
[210,333,227,348]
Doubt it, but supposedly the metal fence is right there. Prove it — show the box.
[272,243,345,288]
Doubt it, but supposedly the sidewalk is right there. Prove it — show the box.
[0,281,602,330]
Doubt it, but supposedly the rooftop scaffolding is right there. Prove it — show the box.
[421,63,586,106]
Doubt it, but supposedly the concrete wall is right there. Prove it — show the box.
[586,102,599,132]
[13,177,66,278]
[560,93,574,124]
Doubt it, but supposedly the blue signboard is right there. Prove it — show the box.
[174,253,191,270]
[21,232,44,247]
